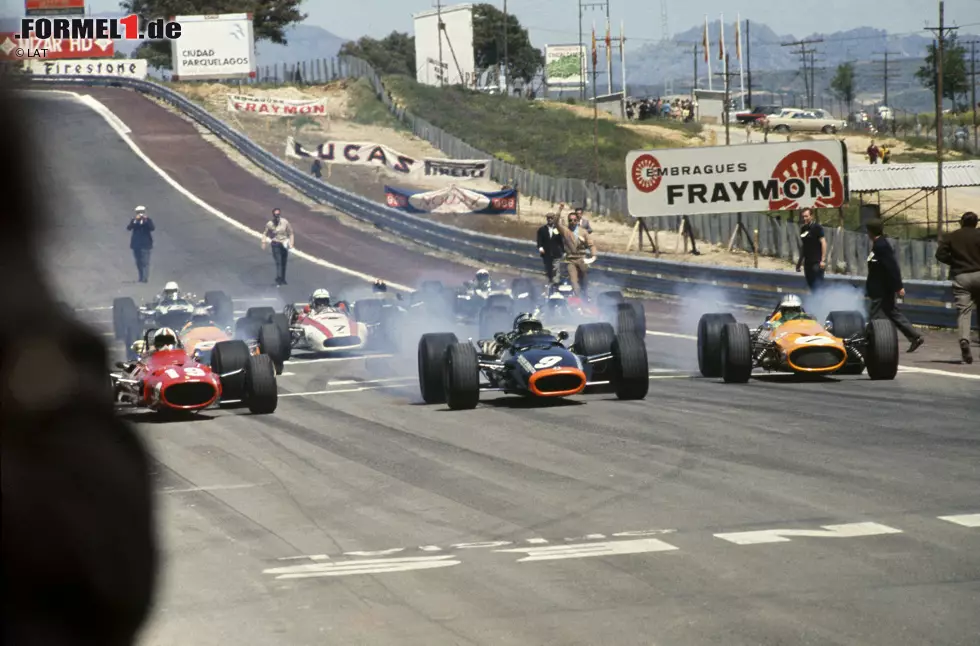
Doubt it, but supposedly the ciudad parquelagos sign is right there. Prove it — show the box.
[625,140,848,217]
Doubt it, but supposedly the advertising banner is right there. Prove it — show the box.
[171,13,255,80]
[226,94,327,116]
[26,0,85,16]
[625,140,848,217]
[24,58,147,78]
[0,33,114,60]
[545,44,587,87]
[384,185,517,214]
[285,137,490,180]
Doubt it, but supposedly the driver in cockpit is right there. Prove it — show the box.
[767,294,812,327]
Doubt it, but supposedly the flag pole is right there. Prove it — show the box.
[605,17,613,96]
[620,20,627,115]
[592,21,599,185]
[704,15,712,91]
[737,13,746,110]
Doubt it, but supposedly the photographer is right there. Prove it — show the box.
[126,205,154,283]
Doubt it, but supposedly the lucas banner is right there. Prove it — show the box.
[227,94,327,116]
[384,185,517,214]
[285,136,489,180]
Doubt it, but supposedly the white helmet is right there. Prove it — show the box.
[778,294,803,309]
[310,288,331,310]
[163,281,180,300]
[475,268,491,288]
[152,327,179,351]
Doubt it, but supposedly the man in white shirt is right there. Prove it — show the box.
[261,207,295,286]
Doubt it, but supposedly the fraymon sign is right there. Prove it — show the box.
[625,140,848,217]
[226,93,326,116]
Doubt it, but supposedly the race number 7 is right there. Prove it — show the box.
[534,355,562,369]
[166,367,207,378]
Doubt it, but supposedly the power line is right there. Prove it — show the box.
[782,38,823,108]
[872,50,902,105]
[924,1,958,237]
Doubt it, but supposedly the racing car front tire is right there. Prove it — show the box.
[721,322,753,383]
[698,313,737,378]
[865,318,899,380]
[418,332,459,404]
[245,354,278,414]
[612,333,649,400]
[211,340,251,401]
[257,323,286,374]
[443,342,480,410]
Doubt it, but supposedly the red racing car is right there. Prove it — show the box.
[110,327,278,415]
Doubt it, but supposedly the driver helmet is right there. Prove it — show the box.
[163,281,180,302]
[475,268,491,290]
[152,327,179,351]
[776,294,806,320]
[373,279,387,293]
[310,288,331,311]
[512,312,544,336]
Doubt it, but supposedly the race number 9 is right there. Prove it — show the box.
[534,355,563,369]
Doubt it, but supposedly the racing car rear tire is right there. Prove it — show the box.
[270,312,291,360]
[574,321,616,356]
[205,290,234,326]
[827,310,866,374]
[865,318,899,380]
[246,306,276,323]
[697,313,737,378]
[418,333,459,404]
[443,342,480,410]
[235,316,261,341]
[624,300,647,337]
[245,354,278,414]
[479,305,513,340]
[721,322,753,383]
[113,297,138,340]
[211,340,251,401]
[615,302,646,339]
[258,323,286,374]
[612,333,649,400]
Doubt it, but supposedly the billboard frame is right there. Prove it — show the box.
[170,13,256,81]
[544,43,587,89]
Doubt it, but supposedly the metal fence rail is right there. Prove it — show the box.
[22,74,970,332]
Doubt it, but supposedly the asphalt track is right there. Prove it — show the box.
[25,89,980,646]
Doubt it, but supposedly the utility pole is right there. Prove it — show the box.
[502,0,508,94]
[746,19,752,106]
[971,40,978,152]
[578,0,609,101]
[873,50,901,107]
[693,44,699,90]
[436,0,444,87]
[716,53,738,145]
[781,38,822,107]
[926,1,958,237]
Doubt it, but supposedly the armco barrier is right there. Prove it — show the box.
[20,75,972,332]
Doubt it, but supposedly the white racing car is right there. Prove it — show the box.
[283,289,395,354]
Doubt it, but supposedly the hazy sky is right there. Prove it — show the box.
[4,0,979,45]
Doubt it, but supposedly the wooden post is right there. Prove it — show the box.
[753,229,759,268]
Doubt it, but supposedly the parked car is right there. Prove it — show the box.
[764,109,846,134]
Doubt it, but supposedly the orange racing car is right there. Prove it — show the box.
[697,294,900,383]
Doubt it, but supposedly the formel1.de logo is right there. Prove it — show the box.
[630,154,663,193]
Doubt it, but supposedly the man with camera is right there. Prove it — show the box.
[126,205,154,283]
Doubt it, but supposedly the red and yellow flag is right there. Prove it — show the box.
[718,16,725,61]
[735,18,742,61]
[605,19,612,50]
[591,24,597,67]
[702,16,709,63]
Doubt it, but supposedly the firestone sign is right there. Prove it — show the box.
[624,140,848,217]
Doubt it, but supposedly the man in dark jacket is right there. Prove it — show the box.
[935,211,980,363]
[866,219,923,352]
[795,208,826,291]
[536,212,564,283]
[127,205,154,283]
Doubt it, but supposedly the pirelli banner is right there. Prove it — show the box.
[625,140,848,217]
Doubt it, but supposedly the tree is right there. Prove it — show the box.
[340,31,416,77]
[472,3,543,84]
[915,33,969,107]
[120,0,306,70]
[830,62,855,112]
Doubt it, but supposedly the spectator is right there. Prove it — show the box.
[311,159,322,179]
[261,207,294,287]
[556,203,597,299]
[572,206,593,234]
[867,141,880,164]
[795,208,826,290]
[536,212,564,284]
[865,219,924,352]
[881,145,891,164]
[935,211,980,364]
[127,205,154,283]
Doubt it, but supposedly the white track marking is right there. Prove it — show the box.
[896,366,980,380]
[233,297,280,302]
[47,91,415,292]
[646,330,697,340]
[280,384,409,397]
[278,372,296,376]
[75,306,113,311]
[284,354,393,365]
[263,555,460,579]
[937,514,980,527]
[714,522,903,545]
[495,538,678,562]
[160,483,263,494]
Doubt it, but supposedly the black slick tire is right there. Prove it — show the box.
[721,322,753,383]
[258,322,285,374]
[245,353,278,414]
[211,340,251,402]
[246,306,276,323]
[865,318,899,380]
[612,333,649,400]
[235,316,261,341]
[697,313,736,378]
[418,332,458,404]
[270,312,291,360]
[443,342,480,410]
